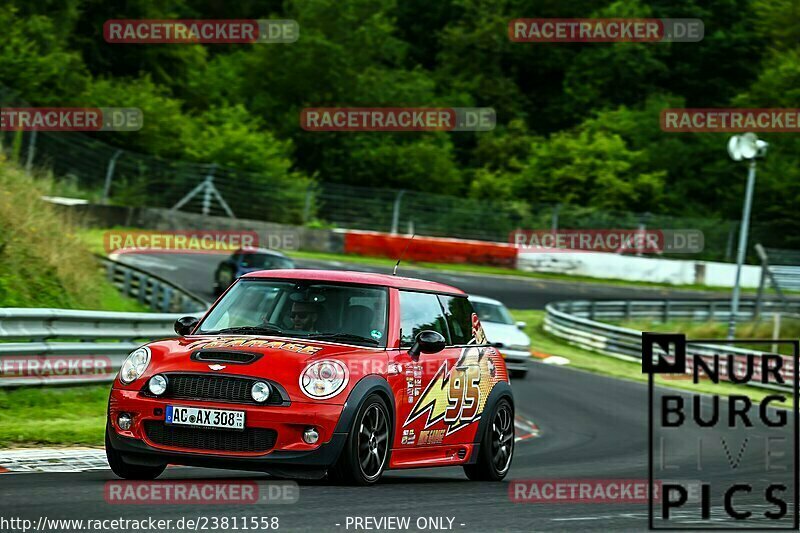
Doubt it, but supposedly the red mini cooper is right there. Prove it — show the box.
[106,270,515,485]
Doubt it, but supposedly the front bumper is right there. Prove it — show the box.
[107,388,348,473]
[500,349,532,372]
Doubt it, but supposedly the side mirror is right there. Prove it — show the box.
[174,316,200,336]
[408,330,446,359]
[515,321,527,330]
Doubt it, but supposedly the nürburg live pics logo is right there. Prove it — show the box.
[643,332,799,530]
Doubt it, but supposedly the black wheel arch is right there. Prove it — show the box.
[330,375,395,467]
[467,381,514,463]
[333,375,395,435]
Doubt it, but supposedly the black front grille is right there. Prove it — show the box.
[144,421,277,453]
[161,374,286,405]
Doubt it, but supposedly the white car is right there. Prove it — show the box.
[469,295,532,378]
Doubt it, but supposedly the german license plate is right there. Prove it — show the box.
[165,405,245,430]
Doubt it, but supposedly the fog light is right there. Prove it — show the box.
[251,381,271,403]
[117,412,132,431]
[148,374,168,396]
[303,427,319,444]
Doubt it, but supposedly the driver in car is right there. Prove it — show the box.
[290,300,320,332]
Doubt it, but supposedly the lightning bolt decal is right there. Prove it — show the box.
[403,346,495,436]
[404,359,453,429]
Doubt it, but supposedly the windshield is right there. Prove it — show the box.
[198,279,388,348]
[471,301,514,325]
[240,253,294,270]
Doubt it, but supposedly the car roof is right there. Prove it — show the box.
[242,269,466,295]
[468,294,504,306]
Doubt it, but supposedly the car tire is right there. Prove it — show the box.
[329,394,392,486]
[463,398,514,481]
[509,369,528,379]
[105,428,166,480]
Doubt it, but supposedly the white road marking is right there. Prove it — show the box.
[117,255,179,271]
[542,356,570,366]
[514,414,541,442]
[0,449,108,473]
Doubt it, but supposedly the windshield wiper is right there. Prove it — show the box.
[305,333,380,346]
[207,325,286,336]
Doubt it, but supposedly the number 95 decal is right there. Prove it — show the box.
[404,346,500,436]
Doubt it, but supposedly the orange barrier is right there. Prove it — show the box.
[343,231,518,267]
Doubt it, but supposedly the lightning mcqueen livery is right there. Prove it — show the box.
[106,270,514,485]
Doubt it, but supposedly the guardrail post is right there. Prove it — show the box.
[709,301,716,321]
[589,301,596,320]
[105,262,116,282]
[663,300,671,322]
[137,274,148,305]
[161,286,174,313]
[625,301,632,320]
[150,280,162,311]
[123,269,133,297]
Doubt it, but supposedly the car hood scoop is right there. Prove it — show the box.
[190,349,263,365]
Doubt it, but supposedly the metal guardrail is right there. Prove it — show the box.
[0,308,190,341]
[98,255,209,313]
[0,309,200,387]
[763,247,800,291]
[544,299,797,391]
[553,299,800,324]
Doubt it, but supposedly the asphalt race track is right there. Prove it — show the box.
[2,363,794,531]
[112,252,724,309]
[1,254,793,531]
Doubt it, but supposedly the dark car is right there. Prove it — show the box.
[213,248,295,295]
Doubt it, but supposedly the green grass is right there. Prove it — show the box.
[0,385,108,448]
[511,309,794,409]
[0,161,147,312]
[612,317,800,356]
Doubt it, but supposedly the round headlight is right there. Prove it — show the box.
[251,381,272,403]
[299,360,348,399]
[119,347,151,384]
[148,374,168,396]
